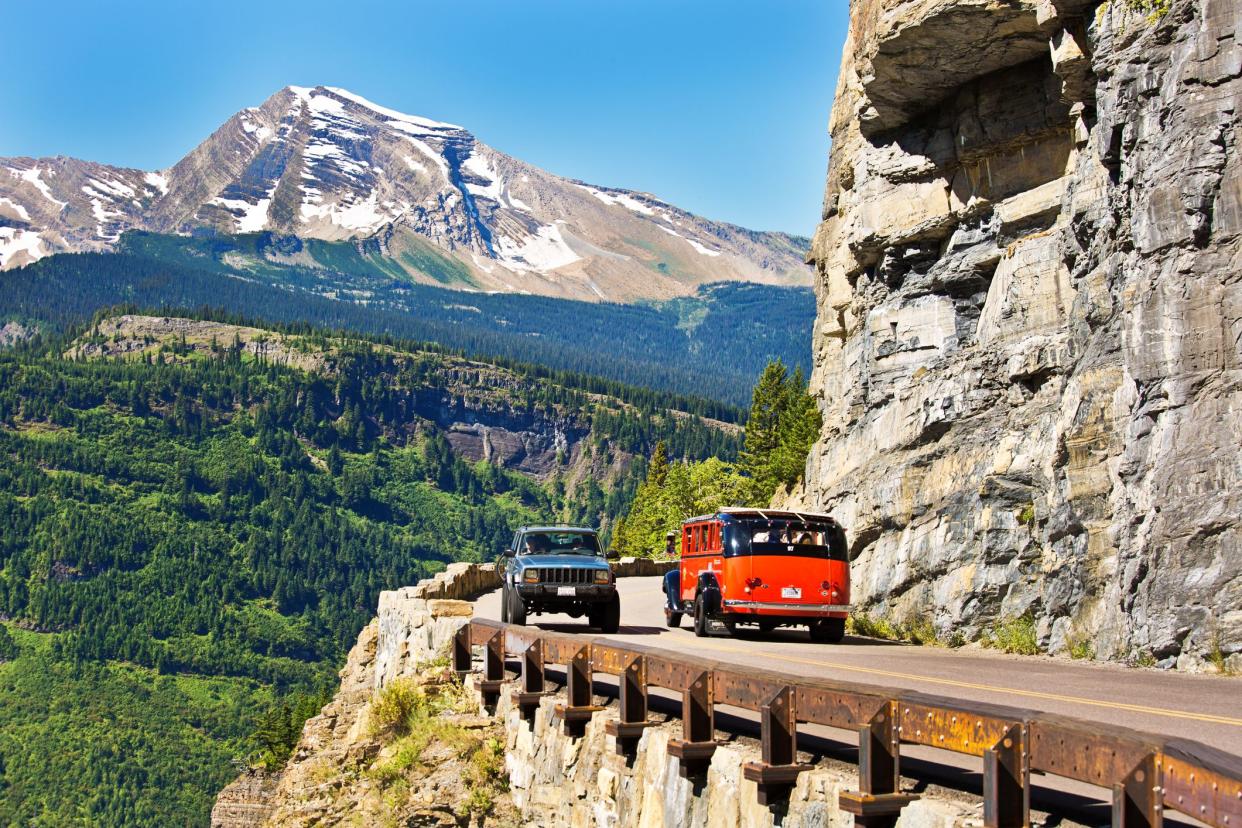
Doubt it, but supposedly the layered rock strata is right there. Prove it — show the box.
[793,0,1241,666]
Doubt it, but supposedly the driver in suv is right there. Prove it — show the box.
[500,525,620,633]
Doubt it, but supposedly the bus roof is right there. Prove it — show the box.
[681,508,840,526]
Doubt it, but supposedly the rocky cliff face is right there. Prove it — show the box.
[792,0,1240,667]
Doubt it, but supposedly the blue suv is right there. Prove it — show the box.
[500,526,620,633]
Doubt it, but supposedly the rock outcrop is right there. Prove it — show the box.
[793,0,1240,667]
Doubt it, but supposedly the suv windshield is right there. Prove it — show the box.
[726,519,847,561]
[523,532,601,555]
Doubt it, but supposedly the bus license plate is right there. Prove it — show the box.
[781,587,801,599]
[557,586,576,597]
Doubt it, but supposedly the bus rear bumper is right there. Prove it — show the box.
[721,600,852,615]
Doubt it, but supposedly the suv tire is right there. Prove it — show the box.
[500,586,510,623]
[809,618,845,643]
[593,594,621,634]
[508,587,527,626]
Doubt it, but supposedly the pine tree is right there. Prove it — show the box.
[648,440,669,486]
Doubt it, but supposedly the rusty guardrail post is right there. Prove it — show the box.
[605,654,653,757]
[553,644,603,737]
[478,629,506,710]
[1114,754,1162,828]
[512,639,549,723]
[743,685,813,805]
[669,670,717,778]
[840,701,918,828]
[984,723,1029,828]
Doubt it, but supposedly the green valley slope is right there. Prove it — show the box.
[0,315,739,825]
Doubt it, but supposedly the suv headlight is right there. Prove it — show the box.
[593,569,612,584]
[523,569,540,584]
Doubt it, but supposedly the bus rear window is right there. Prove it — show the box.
[726,519,847,561]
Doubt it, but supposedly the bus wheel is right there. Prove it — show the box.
[693,598,709,638]
[665,607,683,629]
[809,618,845,643]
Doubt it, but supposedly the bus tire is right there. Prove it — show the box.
[809,618,845,643]
[665,608,683,629]
[693,597,709,637]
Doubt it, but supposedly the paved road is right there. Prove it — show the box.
[475,576,1242,756]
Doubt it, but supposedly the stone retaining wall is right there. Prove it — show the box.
[500,687,974,828]
[374,558,675,689]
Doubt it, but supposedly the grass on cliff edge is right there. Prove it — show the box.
[847,611,1044,655]
[364,676,507,819]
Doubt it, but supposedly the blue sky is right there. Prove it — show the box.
[0,1,847,235]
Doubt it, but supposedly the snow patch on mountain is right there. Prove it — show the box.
[144,172,169,195]
[0,197,29,221]
[685,238,721,257]
[576,184,656,216]
[324,86,461,133]
[0,227,44,267]
[495,222,580,273]
[17,167,66,209]
[214,196,272,233]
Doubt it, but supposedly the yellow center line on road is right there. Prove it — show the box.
[675,637,1242,728]
[617,581,1242,727]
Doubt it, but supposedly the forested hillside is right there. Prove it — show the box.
[0,231,814,407]
[0,314,740,825]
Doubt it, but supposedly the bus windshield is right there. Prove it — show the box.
[725,519,846,560]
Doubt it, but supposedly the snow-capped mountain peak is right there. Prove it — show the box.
[0,86,809,301]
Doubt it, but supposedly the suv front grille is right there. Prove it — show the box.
[537,567,594,585]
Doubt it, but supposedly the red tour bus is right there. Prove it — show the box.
[662,508,851,642]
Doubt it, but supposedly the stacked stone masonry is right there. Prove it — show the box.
[787,0,1241,668]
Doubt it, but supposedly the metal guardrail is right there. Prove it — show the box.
[453,618,1242,828]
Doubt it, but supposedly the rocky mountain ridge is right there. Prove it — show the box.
[787,0,1240,668]
[0,86,809,301]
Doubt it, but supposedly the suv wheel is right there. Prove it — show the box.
[508,587,527,626]
[500,585,510,623]
[595,594,621,634]
[693,596,709,638]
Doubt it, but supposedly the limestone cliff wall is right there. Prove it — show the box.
[793,0,1240,666]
